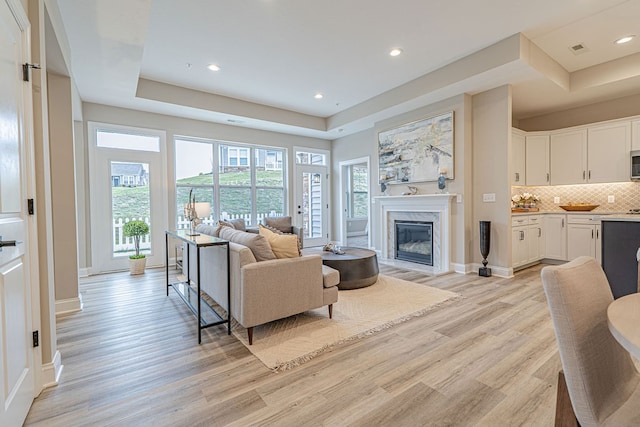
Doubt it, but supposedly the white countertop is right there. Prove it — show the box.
[600,214,640,222]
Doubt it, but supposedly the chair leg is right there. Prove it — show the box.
[555,370,578,427]
[247,327,254,345]
[328,304,333,319]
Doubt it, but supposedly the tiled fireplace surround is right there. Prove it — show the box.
[375,194,455,275]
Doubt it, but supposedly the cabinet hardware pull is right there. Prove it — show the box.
[583,171,586,180]
[520,231,524,240]
[515,172,519,182]
[592,229,594,239]
[538,228,541,237]
[589,170,591,179]
[596,229,599,239]
[562,219,564,228]
[546,173,549,182]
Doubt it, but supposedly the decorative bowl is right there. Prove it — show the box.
[559,204,599,212]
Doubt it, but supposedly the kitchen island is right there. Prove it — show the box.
[601,215,640,298]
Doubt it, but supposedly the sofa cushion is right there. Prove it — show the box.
[196,223,220,237]
[259,225,300,259]
[219,227,276,262]
[263,216,293,233]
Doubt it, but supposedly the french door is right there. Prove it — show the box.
[88,123,168,273]
[0,0,36,424]
[295,165,329,247]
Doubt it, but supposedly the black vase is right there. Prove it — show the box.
[479,221,492,277]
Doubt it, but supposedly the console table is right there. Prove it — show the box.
[165,230,231,343]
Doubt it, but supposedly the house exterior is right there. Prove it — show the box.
[110,162,148,187]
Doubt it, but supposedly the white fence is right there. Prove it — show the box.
[112,211,283,253]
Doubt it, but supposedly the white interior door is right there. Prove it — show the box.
[88,123,168,273]
[0,1,35,424]
[295,165,328,247]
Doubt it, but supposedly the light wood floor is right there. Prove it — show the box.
[25,263,560,426]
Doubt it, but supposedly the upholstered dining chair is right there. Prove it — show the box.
[541,256,640,427]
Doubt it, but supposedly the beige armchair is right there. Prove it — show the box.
[541,256,640,426]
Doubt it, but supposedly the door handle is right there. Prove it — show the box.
[0,239,17,247]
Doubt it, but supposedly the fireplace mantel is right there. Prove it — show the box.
[374,194,456,274]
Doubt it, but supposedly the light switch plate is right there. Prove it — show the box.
[483,193,496,202]
[554,197,560,204]
[608,195,615,203]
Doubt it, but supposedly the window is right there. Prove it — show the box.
[296,151,326,165]
[347,164,368,218]
[97,129,160,152]
[175,138,214,230]
[175,138,286,228]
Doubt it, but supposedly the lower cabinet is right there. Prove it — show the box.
[544,214,567,261]
[512,215,544,269]
[567,215,601,263]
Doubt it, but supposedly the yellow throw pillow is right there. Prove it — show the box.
[259,224,300,259]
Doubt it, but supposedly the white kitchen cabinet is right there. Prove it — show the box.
[525,134,550,186]
[512,215,544,269]
[544,214,567,261]
[587,121,631,183]
[550,129,587,185]
[511,131,526,186]
[632,120,640,151]
[567,215,601,263]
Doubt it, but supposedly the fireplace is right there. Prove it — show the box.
[395,221,433,266]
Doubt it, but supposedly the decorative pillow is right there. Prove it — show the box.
[262,224,302,250]
[217,220,235,229]
[229,218,246,231]
[219,227,276,262]
[259,225,300,259]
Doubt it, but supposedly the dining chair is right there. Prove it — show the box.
[541,256,640,426]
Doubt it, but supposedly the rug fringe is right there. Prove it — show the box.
[270,294,463,372]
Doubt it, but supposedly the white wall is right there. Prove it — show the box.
[472,85,512,271]
[79,103,331,268]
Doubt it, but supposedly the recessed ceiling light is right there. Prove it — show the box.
[389,48,403,57]
[615,35,636,44]
[207,64,221,71]
[314,93,323,99]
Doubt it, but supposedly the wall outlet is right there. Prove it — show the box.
[554,197,560,204]
[482,193,496,202]
[608,195,615,203]
[456,194,462,203]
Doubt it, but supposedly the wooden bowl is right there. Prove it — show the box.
[559,204,599,211]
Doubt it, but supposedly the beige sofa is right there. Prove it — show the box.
[189,224,339,344]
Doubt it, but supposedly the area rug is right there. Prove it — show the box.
[232,274,460,371]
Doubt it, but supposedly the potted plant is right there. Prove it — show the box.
[123,220,150,275]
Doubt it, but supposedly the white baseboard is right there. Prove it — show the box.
[41,350,63,389]
[55,295,83,316]
[451,263,473,274]
[470,262,513,278]
[78,268,90,278]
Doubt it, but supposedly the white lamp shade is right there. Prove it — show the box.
[194,202,210,218]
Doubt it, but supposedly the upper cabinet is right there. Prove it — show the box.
[587,121,630,183]
[525,134,550,186]
[632,120,640,151]
[511,131,526,186]
[550,129,588,185]
[549,121,631,185]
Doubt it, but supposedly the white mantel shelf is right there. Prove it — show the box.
[376,193,456,275]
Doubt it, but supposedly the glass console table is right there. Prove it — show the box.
[165,230,231,343]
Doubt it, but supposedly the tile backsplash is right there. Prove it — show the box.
[512,182,640,213]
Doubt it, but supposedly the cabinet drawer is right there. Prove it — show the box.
[512,216,529,227]
[528,215,542,226]
[567,215,600,225]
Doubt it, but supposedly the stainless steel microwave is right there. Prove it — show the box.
[632,150,640,180]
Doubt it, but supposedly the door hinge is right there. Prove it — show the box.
[27,198,34,215]
[22,63,41,82]
[33,330,39,347]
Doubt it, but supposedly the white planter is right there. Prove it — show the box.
[129,257,147,275]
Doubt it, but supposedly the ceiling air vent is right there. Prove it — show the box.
[569,43,589,55]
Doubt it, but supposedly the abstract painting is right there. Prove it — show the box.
[378,111,454,184]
